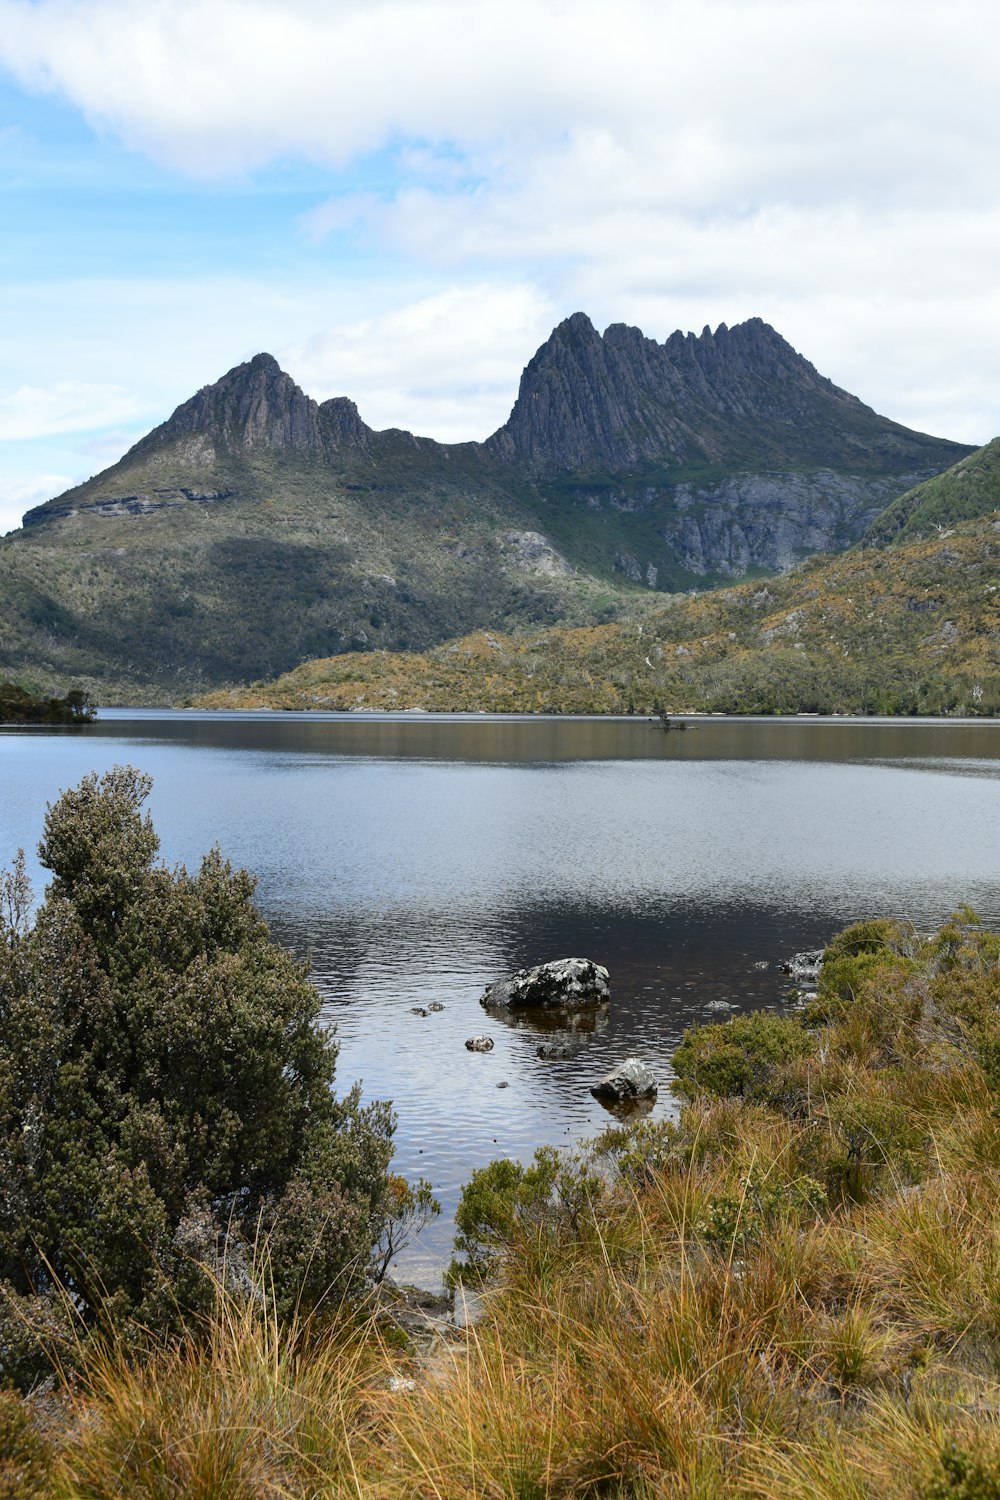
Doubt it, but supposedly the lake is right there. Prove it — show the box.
[3,710,1000,1284]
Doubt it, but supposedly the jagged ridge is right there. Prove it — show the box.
[486,314,965,473]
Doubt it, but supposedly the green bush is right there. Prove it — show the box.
[924,1441,1000,1499]
[0,767,430,1380]
[823,917,917,962]
[699,1167,824,1252]
[448,1145,603,1287]
[671,1011,813,1102]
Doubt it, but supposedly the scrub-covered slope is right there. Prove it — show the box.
[200,515,1000,716]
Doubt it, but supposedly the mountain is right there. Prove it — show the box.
[487,314,952,473]
[198,514,1000,717]
[0,317,973,700]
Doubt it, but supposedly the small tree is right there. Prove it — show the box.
[0,767,431,1380]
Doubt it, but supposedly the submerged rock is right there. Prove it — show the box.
[591,1057,657,1102]
[481,958,610,1012]
[536,1039,580,1060]
[465,1035,494,1052]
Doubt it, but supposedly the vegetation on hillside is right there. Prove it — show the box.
[0,682,94,724]
[867,437,1000,546]
[200,515,1000,716]
[0,440,657,702]
[0,769,434,1390]
[8,905,1000,1496]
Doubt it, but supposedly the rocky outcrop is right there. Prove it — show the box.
[502,530,573,577]
[22,486,237,527]
[113,355,375,470]
[465,1036,494,1052]
[152,354,326,453]
[591,1058,657,1101]
[320,396,373,451]
[480,958,610,1011]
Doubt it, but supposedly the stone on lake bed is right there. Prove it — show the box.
[591,1057,657,1101]
[465,1035,494,1052]
[481,958,610,1011]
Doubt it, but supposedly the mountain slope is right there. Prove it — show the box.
[864,435,1000,546]
[0,318,974,700]
[199,516,1000,717]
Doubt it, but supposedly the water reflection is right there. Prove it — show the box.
[54,707,1000,766]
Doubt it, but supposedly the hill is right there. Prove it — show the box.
[865,435,1000,545]
[0,318,971,700]
[198,514,1000,716]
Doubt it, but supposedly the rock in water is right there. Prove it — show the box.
[481,958,610,1011]
[781,950,824,984]
[536,1039,580,1060]
[465,1036,494,1052]
[591,1058,657,1101]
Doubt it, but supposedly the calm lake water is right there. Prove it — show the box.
[3,710,1000,1284]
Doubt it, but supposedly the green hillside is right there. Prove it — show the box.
[199,515,1000,716]
[0,438,648,703]
[866,436,1000,545]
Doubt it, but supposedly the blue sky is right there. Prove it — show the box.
[1,0,999,533]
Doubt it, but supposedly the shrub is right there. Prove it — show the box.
[448,1146,602,1286]
[0,767,431,1380]
[924,1441,1000,1499]
[671,1010,813,1102]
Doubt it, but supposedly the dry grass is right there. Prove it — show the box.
[51,1289,392,1500]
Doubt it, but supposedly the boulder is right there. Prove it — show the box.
[590,1057,657,1102]
[781,950,823,984]
[465,1036,494,1052]
[481,958,610,1011]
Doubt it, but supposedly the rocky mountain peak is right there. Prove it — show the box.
[123,353,378,463]
[485,314,880,470]
[150,353,325,454]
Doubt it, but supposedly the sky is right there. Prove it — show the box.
[1,0,999,535]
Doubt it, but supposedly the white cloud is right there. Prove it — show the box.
[0,472,73,534]
[0,0,994,201]
[280,283,555,440]
[0,380,142,441]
